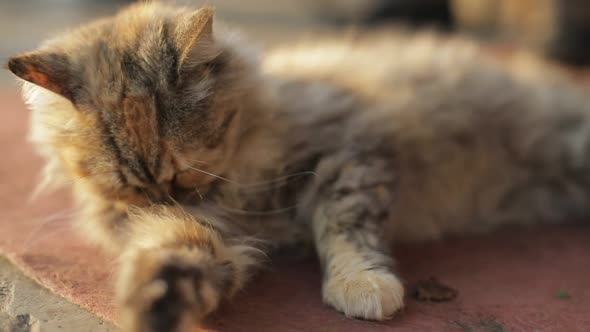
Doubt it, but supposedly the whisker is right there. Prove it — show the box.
[139,187,154,205]
[167,194,189,214]
[26,207,79,231]
[235,171,317,191]
[185,158,211,166]
[193,186,204,200]
[29,170,119,201]
[186,166,240,185]
[185,165,317,191]
[51,133,112,138]
[60,170,119,186]
[212,202,299,216]
[22,208,81,252]
[198,213,216,233]
[73,170,118,180]
[167,193,217,232]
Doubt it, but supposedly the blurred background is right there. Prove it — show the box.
[2,0,321,86]
[2,0,590,86]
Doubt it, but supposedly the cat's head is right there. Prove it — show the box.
[7,3,255,206]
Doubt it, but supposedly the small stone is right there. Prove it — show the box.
[553,290,571,299]
[411,277,458,302]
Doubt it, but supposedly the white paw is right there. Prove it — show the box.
[322,269,405,320]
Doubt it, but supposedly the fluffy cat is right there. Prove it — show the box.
[7,2,590,331]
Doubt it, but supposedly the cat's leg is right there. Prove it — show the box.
[116,205,262,332]
[77,198,129,254]
[309,153,403,320]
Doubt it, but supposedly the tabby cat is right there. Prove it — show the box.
[7,3,590,331]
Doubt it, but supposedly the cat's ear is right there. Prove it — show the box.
[7,51,77,101]
[174,6,220,70]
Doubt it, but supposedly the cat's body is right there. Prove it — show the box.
[264,32,590,241]
[7,3,590,331]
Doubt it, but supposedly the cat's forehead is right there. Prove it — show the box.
[41,3,176,65]
[88,29,178,89]
[58,18,180,98]
[8,3,217,105]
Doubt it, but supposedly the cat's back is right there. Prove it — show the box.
[261,29,590,241]
[260,29,559,137]
[261,29,559,159]
[262,30,491,97]
[261,28,577,142]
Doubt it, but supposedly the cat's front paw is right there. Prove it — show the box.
[117,247,233,332]
[322,269,405,320]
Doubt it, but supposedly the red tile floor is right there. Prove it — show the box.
[1,79,589,332]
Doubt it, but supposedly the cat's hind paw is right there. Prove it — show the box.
[322,269,405,320]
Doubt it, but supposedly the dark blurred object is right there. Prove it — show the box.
[310,0,452,29]
[364,0,452,29]
[452,0,590,66]
[549,1,590,65]
[80,0,133,3]
[311,0,590,66]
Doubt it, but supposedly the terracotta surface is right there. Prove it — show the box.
[1,89,590,331]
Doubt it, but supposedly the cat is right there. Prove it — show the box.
[6,2,590,332]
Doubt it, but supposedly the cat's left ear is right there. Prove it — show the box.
[7,51,77,101]
[174,6,220,71]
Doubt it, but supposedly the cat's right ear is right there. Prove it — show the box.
[6,51,77,101]
[174,6,220,71]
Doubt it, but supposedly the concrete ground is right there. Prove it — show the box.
[0,256,115,332]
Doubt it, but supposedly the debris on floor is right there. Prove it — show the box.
[450,317,506,332]
[553,290,572,300]
[411,277,458,302]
